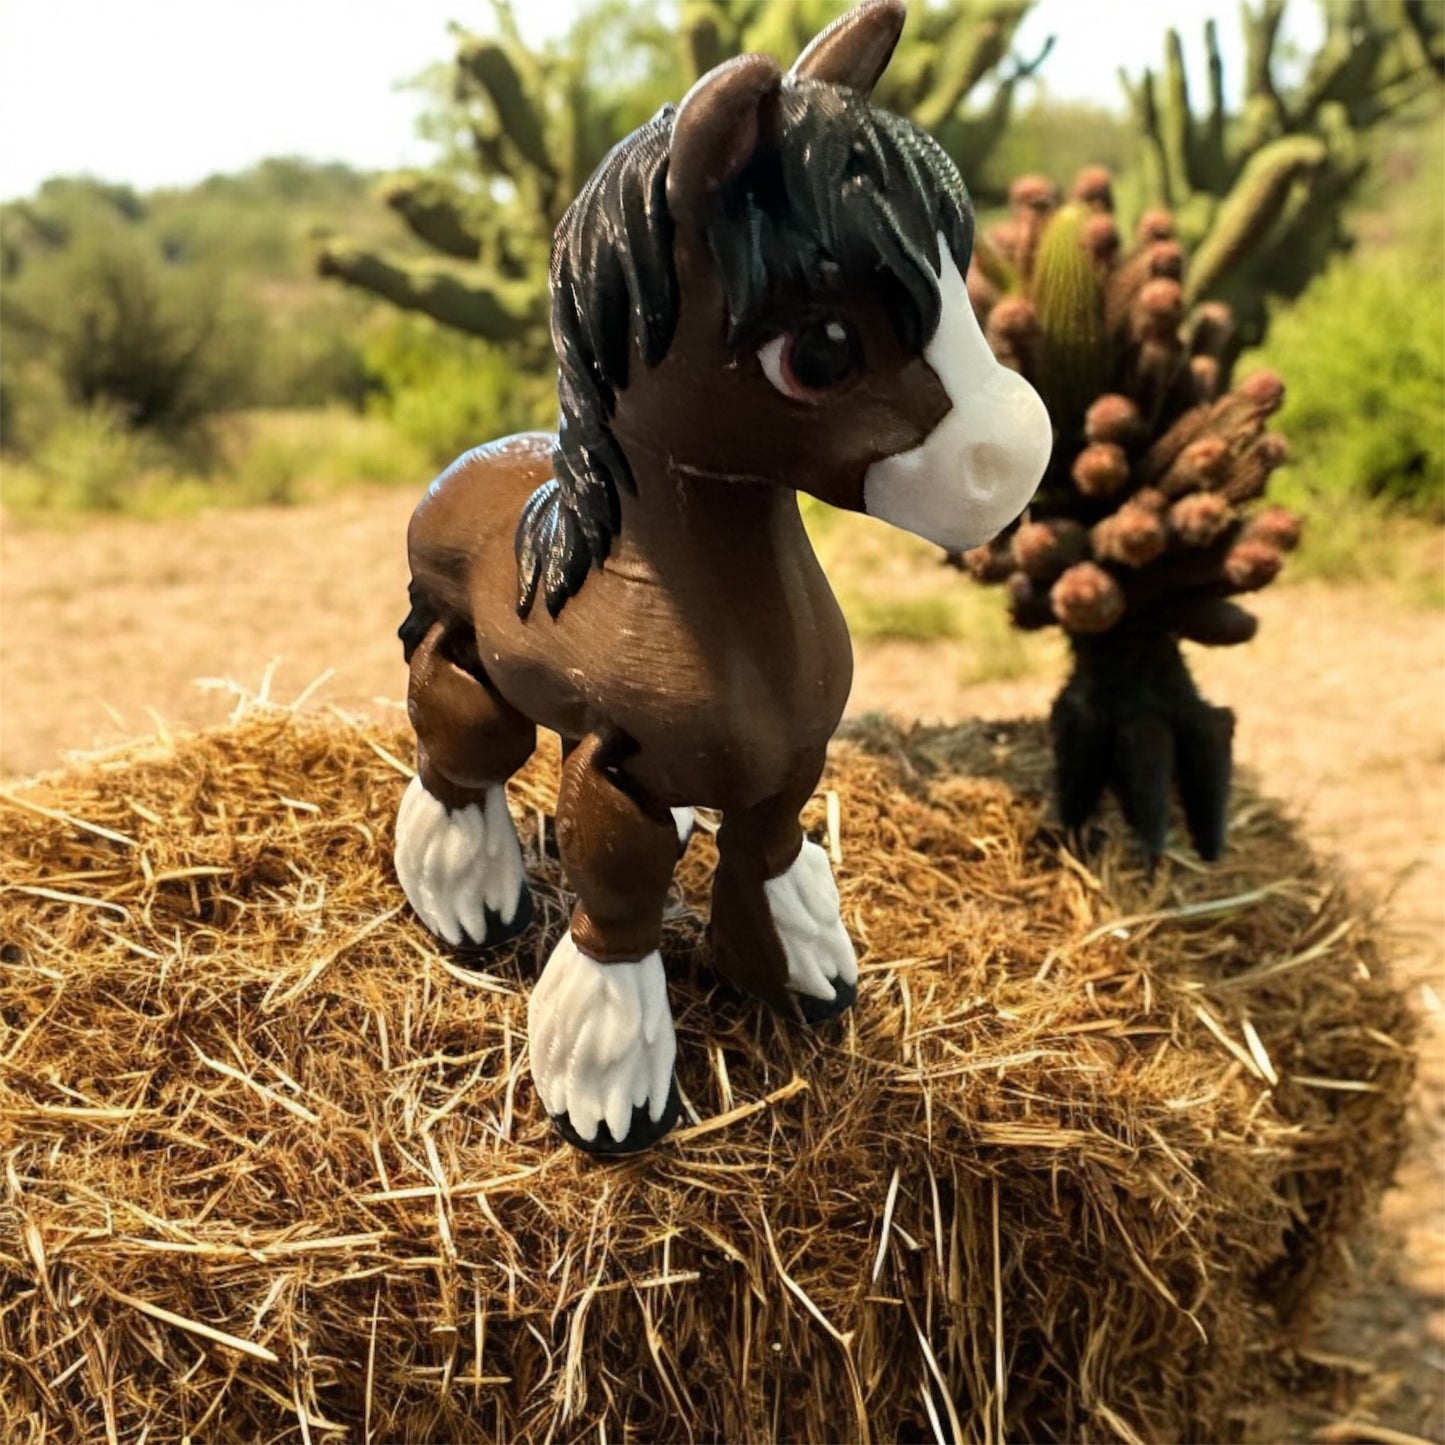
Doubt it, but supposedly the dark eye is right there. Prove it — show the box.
[757,317,863,402]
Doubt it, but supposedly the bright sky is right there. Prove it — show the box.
[0,1,1323,201]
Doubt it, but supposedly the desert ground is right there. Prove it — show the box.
[2,490,1442,1436]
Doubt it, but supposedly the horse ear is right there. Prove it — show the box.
[666,53,781,225]
[788,0,905,96]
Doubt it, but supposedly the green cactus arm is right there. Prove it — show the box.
[1199,18,1229,190]
[679,1,728,80]
[456,35,557,189]
[1120,67,1173,208]
[1234,0,1288,160]
[1184,134,1329,308]
[316,243,540,344]
[1293,20,1385,128]
[1160,28,1196,199]
[912,11,1011,133]
[378,175,482,261]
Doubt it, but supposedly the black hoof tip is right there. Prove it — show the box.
[448,886,534,967]
[796,976,858,1026]
[552,1081,682,1156]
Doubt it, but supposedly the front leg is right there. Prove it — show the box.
[528,733,683,1153]
[711,748,859,1024]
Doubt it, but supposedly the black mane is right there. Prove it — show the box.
[514,80,975,619]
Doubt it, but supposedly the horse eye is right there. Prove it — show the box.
[757,318,863,402]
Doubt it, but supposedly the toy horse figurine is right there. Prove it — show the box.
[393,0,1052,1152]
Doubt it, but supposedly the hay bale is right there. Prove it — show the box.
[0,708,1413,1443]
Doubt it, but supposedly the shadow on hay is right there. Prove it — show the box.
[0,707,1415,1443]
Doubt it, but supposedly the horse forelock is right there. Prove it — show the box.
[520,76,975,619]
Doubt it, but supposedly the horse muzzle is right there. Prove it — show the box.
[863,247,1053,552]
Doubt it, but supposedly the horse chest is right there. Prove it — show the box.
[484,567,851,808]
[602,606,850,806]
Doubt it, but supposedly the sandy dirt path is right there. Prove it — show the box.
[3,492,1443,1434]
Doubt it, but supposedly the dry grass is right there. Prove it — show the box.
[0,706,1415,1442]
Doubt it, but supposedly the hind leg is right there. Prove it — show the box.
[528,734,682,1152]
[711,746,859,1025]
[395,621,536,951]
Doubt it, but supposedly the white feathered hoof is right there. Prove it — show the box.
[765,839,861,1025]
[528,940,680,1153]
[394,776,531,954]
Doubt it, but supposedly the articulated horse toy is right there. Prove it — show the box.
[394,0,1052,1152]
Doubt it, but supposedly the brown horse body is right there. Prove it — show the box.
[392,0,1053,1151]
[407,434,852,814]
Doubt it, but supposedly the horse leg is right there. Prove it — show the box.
[527,733,682,1152]
[394,620,537,951]
[557,736,694,856]
[710,747,859,1025]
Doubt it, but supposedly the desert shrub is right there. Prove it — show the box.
[1253,256,1444,519]
[362,314,555,466]
[2,402,173,512]
[229,408,430,505]
[4,230,257,446]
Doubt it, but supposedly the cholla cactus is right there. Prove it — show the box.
[1121,0,1443,357]
[960,168,1301,862]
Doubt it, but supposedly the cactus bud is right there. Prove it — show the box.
[1147,240,1185,280]
[1084,213,1121,267]
[1093,501,1168,567]
[1237,369,1285,415]
[1159,435,1230,496]
[1013,518,1090,581]
[1072,442,1131,498]
[1189,355,1221,402]
[1084,394,1144,447]
[962,540,1016,584]
[1133,278,1185,340]
[1136,208,1176,243]
[987,295,1040,352]
[1170,492,1235,547]
[1051,562,1126,633]
[1244,505,1302,552]
[1010,174,1058,214]
[1224,539,1284,591]
[1072,165,1114,211]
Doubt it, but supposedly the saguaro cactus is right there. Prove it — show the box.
[1120,0,1443,355]
[319,0,1044,347]
[318,1,676,355]
[960,169,1301,862]
[681,0,1048,183]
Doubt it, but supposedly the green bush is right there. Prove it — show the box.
[1250,256,1444,518]
[3,230,257,447]
[3,402,171,512]
[362,315,555,466]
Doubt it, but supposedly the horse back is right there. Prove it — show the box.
[406,433,557,624]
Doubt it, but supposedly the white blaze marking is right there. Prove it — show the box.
[528,940,676,1144]
[394,777,525,946]
[864,237,1053,550]
[764,839,859,1002]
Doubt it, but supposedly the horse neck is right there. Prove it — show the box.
[611,448,820,586]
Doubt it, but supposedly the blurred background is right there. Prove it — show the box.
[0,0,1438,533]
